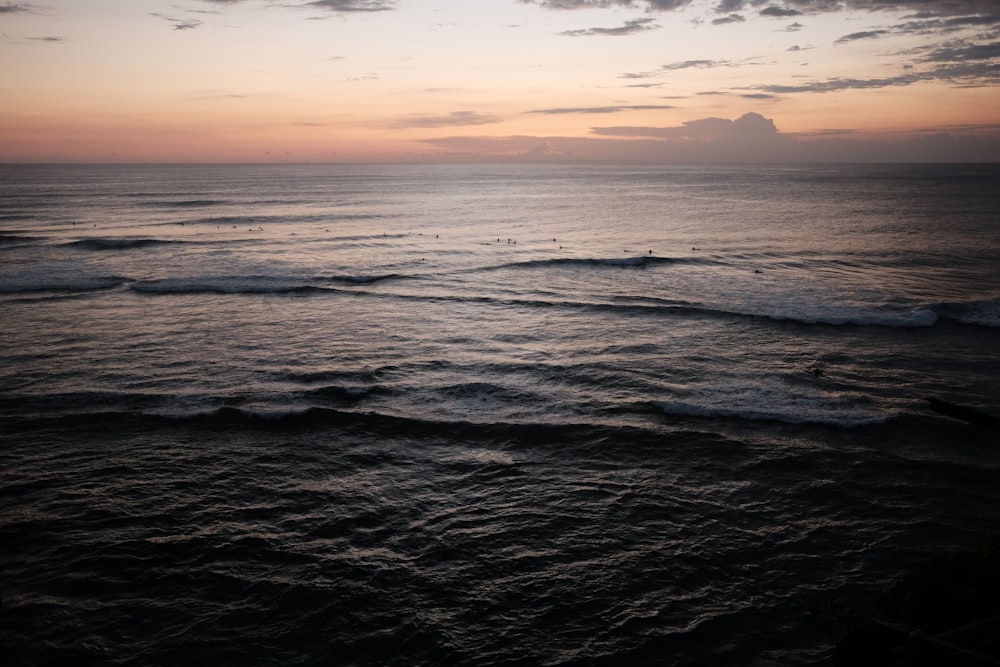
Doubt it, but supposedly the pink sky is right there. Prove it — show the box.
[2,0,999,162]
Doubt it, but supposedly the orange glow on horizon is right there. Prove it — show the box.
[2,0,998,163]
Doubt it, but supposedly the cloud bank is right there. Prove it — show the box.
[519,0,1000,15]
[592,111,780,139]
[420,111,1000,162]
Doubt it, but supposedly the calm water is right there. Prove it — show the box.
[2,163,999,665]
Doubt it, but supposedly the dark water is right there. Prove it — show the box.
[2,163,999,665]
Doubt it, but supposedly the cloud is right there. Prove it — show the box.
[837,1,1000,15]
[712,13,746,24]
[560,18,659,36]
[922,40,1000,63]
[27,35,63,42]
[197,0,398,10]
[303,0,397,10]
[528,104,677,113]
[760,5,803,17]
[715,0,747,11]
[662,58,735,70]
[892,13,1000,38]
[619,70,659,80]
[418,112,798,162]
[617,59,738,83]
[758,73,924,93]
[419,112,1000,163]
[191,91,252,100]
[0,3,37,12]
[749,1,999,16]
[391,110,502,128]
[592,111,780,139]
[521,0,1000,17]
[755,38,1000,92]
[927,59,1000,85]
[834,29,890,44]
[519,1,693,9]
[151,13,203,30]
[797,128,862,137]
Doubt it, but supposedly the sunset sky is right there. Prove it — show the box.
[3,0,999,162]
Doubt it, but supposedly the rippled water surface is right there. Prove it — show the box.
[2,163,999,665]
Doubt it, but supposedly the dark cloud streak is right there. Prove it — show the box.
[529,104,676,113]
[663,58,735,70]
[712,13,746,24]
[151,13,203,30]
[560,18,659,36]
[391,111,502,129]
[519,1,693,9]
[195,0,396,9]
[305,0,396,10]
[923,41,1000,63]
[758,73,924,93]
[760,6,803,17]
[834,29,890,43]
[0,2,40,13]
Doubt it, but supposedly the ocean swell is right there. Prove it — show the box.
[66,238,185,251]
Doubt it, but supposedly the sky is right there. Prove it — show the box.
[2,0,999,162]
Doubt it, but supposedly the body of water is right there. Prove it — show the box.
[2,162,999,665]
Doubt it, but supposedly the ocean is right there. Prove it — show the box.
[2,162,998,665]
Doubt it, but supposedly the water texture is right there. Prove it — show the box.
[2,163,999,665]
